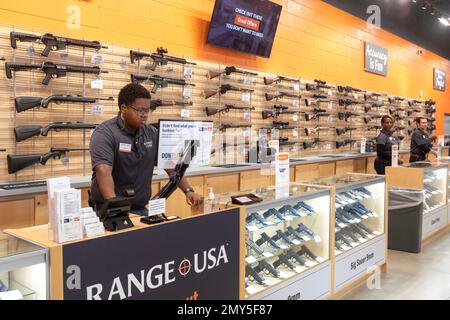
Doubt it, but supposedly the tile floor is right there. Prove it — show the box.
[341,229,450,300]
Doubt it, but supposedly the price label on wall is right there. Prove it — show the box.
[360,138,366,154]
[391,145,399,167]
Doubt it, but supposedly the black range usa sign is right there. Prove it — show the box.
[62,208,240,300]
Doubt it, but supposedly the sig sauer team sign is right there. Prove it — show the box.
[62,208,240,300]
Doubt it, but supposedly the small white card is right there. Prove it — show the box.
[293,83,300,91]
[292,239,301,245]
[246,225,259,232]
[279,271,291,279]
[279,244,289,250]
[245,256,257,264]
[316,256,326,263]
[293,114,299,121]
[294,266,304,273]
[183,67,193,78]
[305,260,317,267]
[85,223,105,238]
[0,290,23,300]
[91,54,105,65]
[182,87,191,98]
[328,89,333,96]
[338,223,347,228]
[180,109,190,118]
[91,79,104,90]
[301,235,311,241]
[90,105,104,115]
[293,98,300,107]
[148,198,166,216]
[262,252,274,258]
[292,129,298,137]
[314,235,322,242]
[242,92,251,102]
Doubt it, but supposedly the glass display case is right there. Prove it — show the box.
[217,183,332,299]
[433,157,450,206]
[402,162,447,214]
[305,174,386,256]
[0,232,49,300]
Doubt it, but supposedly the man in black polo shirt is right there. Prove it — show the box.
[89,83,203,215]
[409,117,437,163]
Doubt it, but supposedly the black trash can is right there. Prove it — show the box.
[388,189,424,253]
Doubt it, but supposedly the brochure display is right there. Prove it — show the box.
[386,162,448,241]
[0,232,49,300]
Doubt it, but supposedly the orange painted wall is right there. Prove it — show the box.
[0,0,448,134]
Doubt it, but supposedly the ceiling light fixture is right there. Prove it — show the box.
[438,17,450,26]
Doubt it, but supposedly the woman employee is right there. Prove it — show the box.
[374,115,401,175]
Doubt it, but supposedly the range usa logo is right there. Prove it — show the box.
[65,244,229,300]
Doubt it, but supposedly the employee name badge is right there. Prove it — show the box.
[391,144,399,167]
[119,143,132,153]
[360,138,366,154]
[148,198,166,217]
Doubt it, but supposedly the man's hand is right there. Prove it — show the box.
[186,192,204,206]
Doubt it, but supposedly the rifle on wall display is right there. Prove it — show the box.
[129,47,197,70]
[14,95,114,113]
[205,104,255,117]
[5,61,108,85]
[202,84,254,100]
[131,74,195,93]
[207,66,257,80]
[10,31,108,56]
[14,122,97,142]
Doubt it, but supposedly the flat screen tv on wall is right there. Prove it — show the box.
[206,0,282,58]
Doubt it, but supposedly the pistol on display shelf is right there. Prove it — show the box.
[265,92,301,101]
[296,223,316,238]
[129,47,196,70]
[278,204,301,217]
[256,232,281,249]
[10,31,107,56]
[246,265,266,285]
[245,239,265,256]
[14,95,114,113]
[338,112,359,121]
[272,230,295,245]
[287,250,307,266]
[205,104,255,116]
[131,74,195,94]
[5,61,108,85]
[203,84,254,100]
[219,124,252,132]
[254,260,280,278]
[7,148,88,174]
[207,66,257,80]
[298,244,318,261]
[335,139,357,149]
[245,212,268,226]
[264,75,299,85]
[273,253,296,271]
[14,122,97,142]
[335,127,357,136]
[263,208,286,222]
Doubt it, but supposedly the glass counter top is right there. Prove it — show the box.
[303,173,384,188]
[0,232,44,259]
[403,161,447,170]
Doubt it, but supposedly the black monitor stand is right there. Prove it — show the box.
[141,139,199,225]
[98,196,134,231]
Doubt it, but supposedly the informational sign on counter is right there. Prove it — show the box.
[391,145,398,167]
[157,120,213,169]
[62,208,240,300]
[334,236,386,290]
[364,42,388,76]
[360,138,366,154]
[275,152,290,199]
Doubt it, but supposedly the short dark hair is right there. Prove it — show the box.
[118,83,151,109]
[415,116,427,125]
[381,115,393,124]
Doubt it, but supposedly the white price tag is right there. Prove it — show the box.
[279,244,289,249]
[246,225,259,232]
[338,223,347,228]
[292,239,301,245]
[148,198,166,216]
[292,129,298,137]
[313,235,322,242]
[293,98,300,107]
[328,89,333,96]
[292,114,299,122]
[342,244,351,251]
[243,111,251,121]
[242,92,251,102]
[90,104,104,115]
[327,101,333,109]
[183,67,193,78]
[180,109,190,118]
[284,216,294,221]
[182,87,191,98]
[360,138,366,154]
[91,79,104,90]
[243,74,252,84]
[245,256,257,264]
[305,260,317,267]
[354,93,359,99]
[391,144,399,167]
[293,82,300,91]
[262,252,274,258]
[373,231,382,236]
[279,271,291,279]
[91,54,105,65]
[85,223,105,238]
[294,266,305,273]
[316,256,326,263]
[301,235,311,241]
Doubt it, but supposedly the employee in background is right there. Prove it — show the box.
[409,117,437,163]
[374,115,401,175]
[89,83,203,215]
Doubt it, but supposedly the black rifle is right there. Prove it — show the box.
[203,84,254,100]
[389,108,405,115]
[271,121,296,130]
[337,86,365,93]
[264,75,299,85]
[7,148,88,174]
[304,126,329,136]
[364,92,382,101]
[131,74,195,94]
[393,125,406,132]
[313,108,327,113]
[245,265,265,285]
[261,108,298,119]
[303,138,321,150]
[129,47,196,70]
[314,79,334,89]
[338,112,359,121]
[407,109,422,116]
[254,260,280,278]
[425,99,435,106]
[336,127,357,136]
[265,92,301,101]
[5,61,107,85]
[388,96,405,103]
[305,112,330,121]
[14,122,97,142]
[425,107,436,115]
[305,98,330,106]
[219,124,252,132]
[335,139,356,149]
[366,125,382,131]
[150,99,193,110]
[207,66,257,80]
[338,99,360,106]
[363,115,382,124]
[14,95,114,113]
[408,100,422,107]
[10,31,107,56]
[364,101,384,112]
[205,104,254,116]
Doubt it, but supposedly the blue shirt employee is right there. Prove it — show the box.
[374,115,401,175]
[89,83,203,215]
